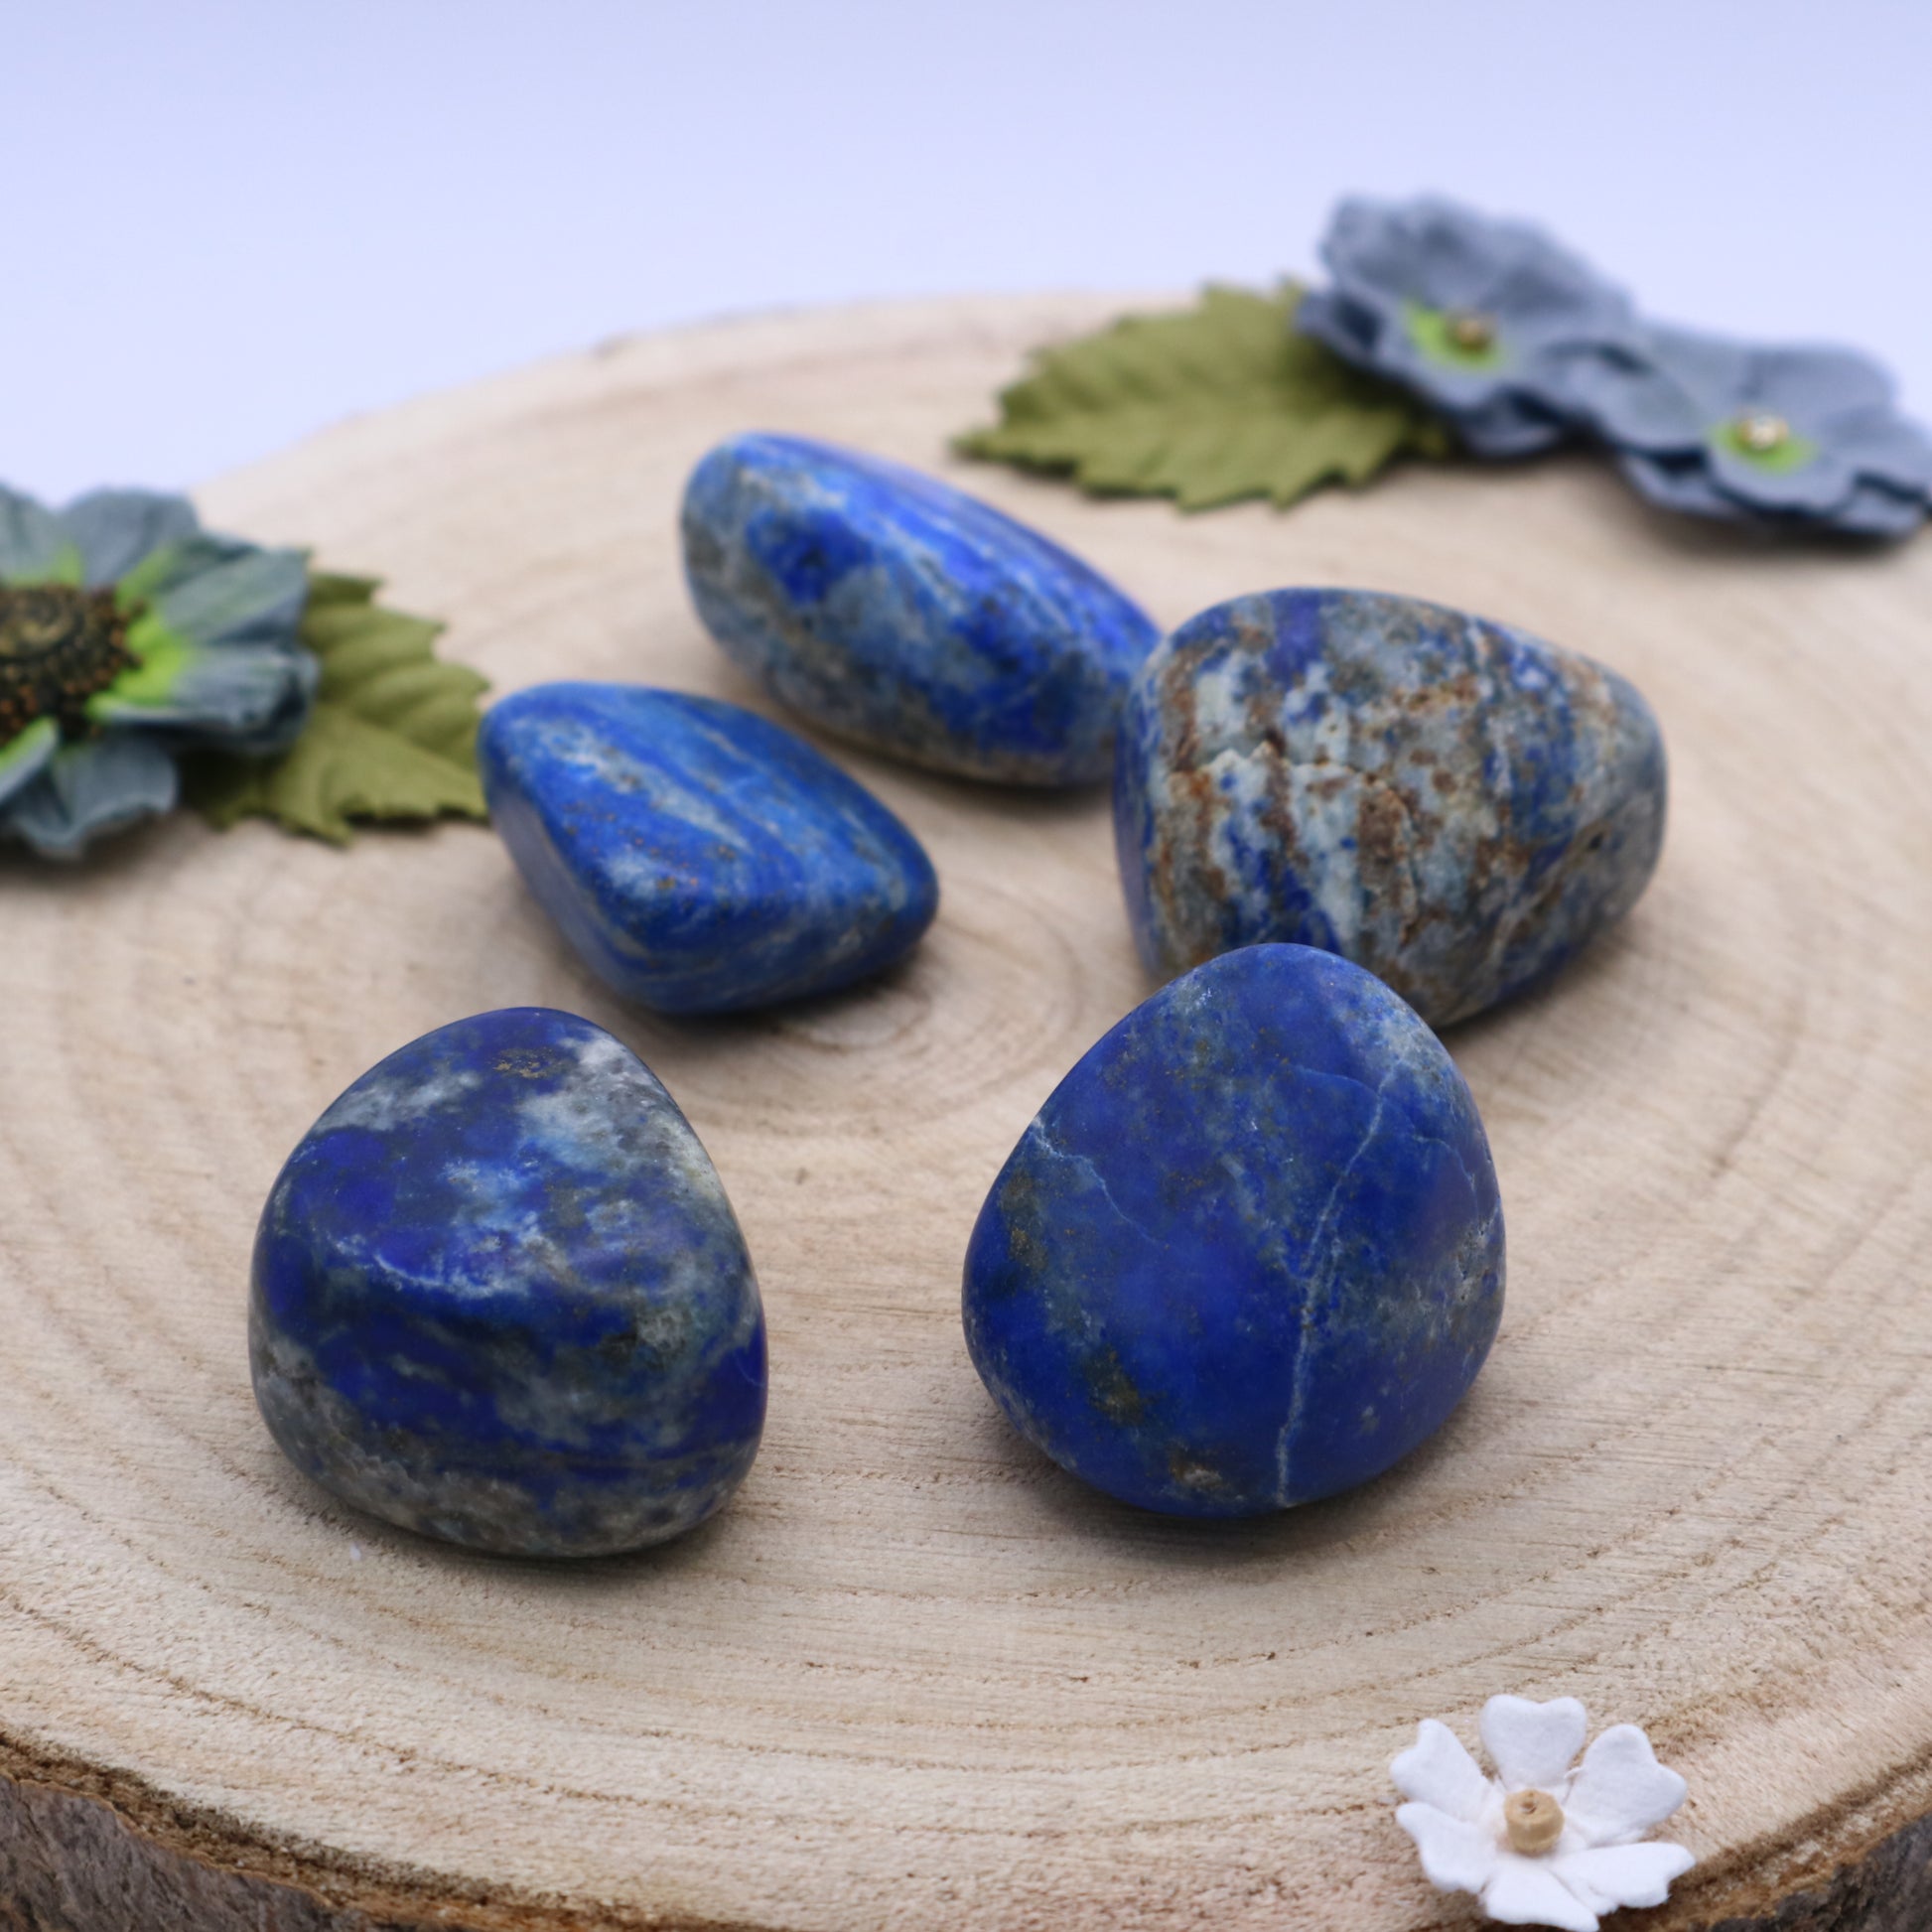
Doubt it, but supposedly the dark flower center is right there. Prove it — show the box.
[0,582,137,745]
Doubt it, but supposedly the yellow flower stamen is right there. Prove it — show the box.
[1733,410,1793,455]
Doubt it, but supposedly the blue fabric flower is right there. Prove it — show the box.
[1561,326,1932,536]
[1296,196,1643,457]
[0,486,315,857]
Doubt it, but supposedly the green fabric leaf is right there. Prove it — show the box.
[182,571,487,846]
[957,284,1456,512]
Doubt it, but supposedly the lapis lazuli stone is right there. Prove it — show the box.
[1115,588,1668,1028]
[250,1008,766,1557]
[680,433,1161,785]
[479,682,938,1015]
[963,944,1503,1518]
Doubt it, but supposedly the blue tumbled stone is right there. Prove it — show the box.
[1115,588,1667,1028]
[250,1008,766,1557]
[680,433,1161,784]
[480,682,938,1014]
[963,944,1503,1518]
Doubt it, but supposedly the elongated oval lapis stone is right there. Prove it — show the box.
[480,683,937,1014]
[681,433,1160,784]
[250,1008,765,1557]
[1115,588,1667,1028]
[963,944,1503,1517]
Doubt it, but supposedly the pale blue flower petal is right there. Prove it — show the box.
[0,486,70,582]
[1302,196,1639,447]
[194,641,321,755]
[90,636,321,754]
[1573,327,1887,455]
[75,526,318,754]
[1617,450,1756,522]
[1443,392,1570,459]
[1706,441,1860,516]
[1330,198,1500,314]
[133,535,310,651]
[1825,408,1932,492]
[1749,343,1897,419]
[1324,196,1630,340]
[59,489,201,588]
[1829,480,1929,537]
[1619,450,1926,537]
[1485,260,1640,359]
[1295,287,1377,356]
[0,732,180,859]
[1299,288,1564,456]
[0,717,59,810]
[1560,340,1726,454]
[1581,324,1930,531]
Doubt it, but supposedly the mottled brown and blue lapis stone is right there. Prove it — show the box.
[249,1008,765,1558]
[963,944,1504,1517]
[1114,589,1667,1028]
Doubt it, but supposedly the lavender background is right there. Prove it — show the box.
[7,0,1928,501]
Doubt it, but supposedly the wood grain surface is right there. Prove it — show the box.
[3,296,1930,1932]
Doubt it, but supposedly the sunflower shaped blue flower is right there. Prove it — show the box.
[1297,196,1642,457]
[1563,326,1932,537]
[0,487,315,857]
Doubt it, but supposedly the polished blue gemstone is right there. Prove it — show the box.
[1115,588,1667,1028]
[250,1008,766,1557]
[480,682,937,1015]
[963,944,1503,1518]
[680,433,1160,784]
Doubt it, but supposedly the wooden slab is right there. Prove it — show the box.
[4,296,1931,1932]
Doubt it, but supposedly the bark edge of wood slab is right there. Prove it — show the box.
[7,1735,1932,1932]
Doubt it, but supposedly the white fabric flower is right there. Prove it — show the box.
[1393,1696,1694,1930]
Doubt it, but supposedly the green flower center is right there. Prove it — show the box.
[1405,302,1505,370]
[0,582,138,746]
[1712,410,1818,473]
